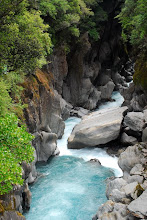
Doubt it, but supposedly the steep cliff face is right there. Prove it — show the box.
[22,70,65,162]
[46,0,130,110]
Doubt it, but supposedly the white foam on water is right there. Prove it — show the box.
[57,91,124,177]
[98,91,124,110]
[126,80,133,87]
[43,210,69,220]
[51,182,86,195]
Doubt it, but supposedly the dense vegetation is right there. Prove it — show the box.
[0,0,146,195]
[0,0,107,196]
[0,114,34,195]
[117,0,147,89]
[117,0,147,50]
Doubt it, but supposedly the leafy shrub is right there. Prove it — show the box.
[117,0,147,50]
[0,113,34,195]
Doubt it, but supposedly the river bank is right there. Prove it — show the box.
[93,142,147,220]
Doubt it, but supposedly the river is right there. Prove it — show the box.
[24,91,124,220]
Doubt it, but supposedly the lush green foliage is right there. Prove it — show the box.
[0,1,40,195]
[37,0,105,43]
[0,70,34,196]
[80,5,107,41]
[0,80,12,116]
[0,0,52,74]
[117,0,147,50]
[0,113,34,195]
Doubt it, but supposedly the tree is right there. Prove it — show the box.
[0,113,34,195]
[117,0,147,51]
[0,0,52,74]
[37,0,99,44]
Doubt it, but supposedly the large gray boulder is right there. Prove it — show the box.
[128,189,147,219]
[106,178,127,199]
[68,106,128,149]
[124,112,145,132]
[118,144,142,179]
[33,130,58,162]
[98,81,115,100]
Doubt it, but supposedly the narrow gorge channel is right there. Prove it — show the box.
[24,92,124,220]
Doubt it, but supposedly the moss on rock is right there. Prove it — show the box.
[133,56,147,90]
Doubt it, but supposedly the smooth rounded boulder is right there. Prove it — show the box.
[68,106,128,149]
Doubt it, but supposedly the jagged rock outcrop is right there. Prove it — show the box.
[93,143,147,220]
[22,70,66,162]
[62,33,102,110]
[124,112,145,132]
[121,83,147,111]
[46,47,68,95]
[44,1,131,111]
[68,106,127,149]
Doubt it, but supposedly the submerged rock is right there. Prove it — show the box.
[68,106,128,149]
[89,159,101,165]
[70,107,89,118]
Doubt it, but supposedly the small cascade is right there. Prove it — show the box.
[98,91,124,110]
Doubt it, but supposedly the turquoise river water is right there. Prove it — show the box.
[24,91,124,220]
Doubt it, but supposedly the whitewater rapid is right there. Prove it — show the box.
[25,91,124,220]
[57,91,124,177]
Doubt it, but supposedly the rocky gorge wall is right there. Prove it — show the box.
[47,0,132,110]
[1,0,147,219]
